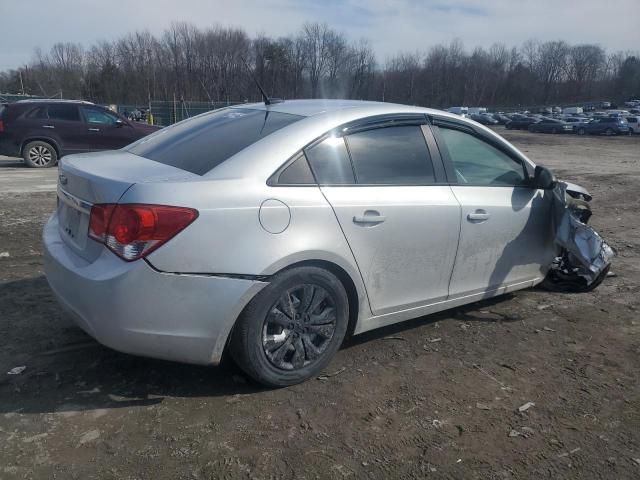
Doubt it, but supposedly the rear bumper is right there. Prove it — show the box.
[43,213,267,365]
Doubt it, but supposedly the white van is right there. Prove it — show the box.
[563,107,583,115]
[626,116,640,134]
[446,106,468,115]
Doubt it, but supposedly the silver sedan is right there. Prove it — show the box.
[44,100,559,386]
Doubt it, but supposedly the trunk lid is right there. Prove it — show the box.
[56,150,196,262]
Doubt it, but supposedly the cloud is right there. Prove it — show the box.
[0,0,638,70]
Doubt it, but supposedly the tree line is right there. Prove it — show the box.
[1,21,639,109]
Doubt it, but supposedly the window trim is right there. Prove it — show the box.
[430,118,533,188]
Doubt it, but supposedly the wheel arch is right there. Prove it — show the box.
[213,255,370,366]
[21,137,61,157]
[272,259,362,337]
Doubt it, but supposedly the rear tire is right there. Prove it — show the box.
[230,266,349,387]
[577,128,586,135]
[23,141,57,168]
[605,128,614,136]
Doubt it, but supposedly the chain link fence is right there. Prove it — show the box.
[115,100,245,126]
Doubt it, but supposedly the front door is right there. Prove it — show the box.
[433,124,555,299]
[305,123,461,315]
[79,106,135,150]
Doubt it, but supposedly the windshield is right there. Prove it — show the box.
[128,107,303,175]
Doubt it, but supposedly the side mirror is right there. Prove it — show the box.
[531,165,556,190]
[115,119,126,128]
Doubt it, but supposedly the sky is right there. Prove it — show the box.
[1,0,638,70]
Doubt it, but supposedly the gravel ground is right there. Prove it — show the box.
[0,131,639,479]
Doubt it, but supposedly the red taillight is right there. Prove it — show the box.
[88,204,116,242]
[89,204,198,261]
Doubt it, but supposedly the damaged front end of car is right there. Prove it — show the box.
[542,181,615,292]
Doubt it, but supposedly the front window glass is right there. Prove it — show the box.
[439,127,526,186]
[82,107,119,125]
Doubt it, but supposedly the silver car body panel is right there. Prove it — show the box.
[44,99,559,365]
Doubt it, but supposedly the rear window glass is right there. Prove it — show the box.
[48,105,80,122]
[346,126,435,185]
[127,108,303,175]
[26,106,48,119]
[305,136,355,185]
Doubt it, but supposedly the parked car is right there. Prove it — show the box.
[528,118,574,134]
[0,99,160,167]
[470,113,499,125]
[506,115,539,130]
[563,117,593,131]
[45,99,568,386]
[626,116,640,134]
[576,117,630,136]
[491,113,511,124]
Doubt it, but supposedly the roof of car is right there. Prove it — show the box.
[14,99,94,105]
[230,99,443,118]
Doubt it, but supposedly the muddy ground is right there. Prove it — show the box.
[0,130,639,479]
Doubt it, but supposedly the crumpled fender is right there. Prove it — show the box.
[563,181,592,201]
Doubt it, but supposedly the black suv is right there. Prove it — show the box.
[0,100,159,167]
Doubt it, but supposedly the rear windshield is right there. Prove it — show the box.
[127,107,303,175]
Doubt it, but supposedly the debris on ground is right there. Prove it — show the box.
[518,402,535,413]
[476,402,492,410]
[317,367,346,380]
[558,447,581,458]
[508,426,535,438]
[0,251,9,258]
[7,366,26,375]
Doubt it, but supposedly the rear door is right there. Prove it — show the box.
[432,122,555,300]
[79,106,136,150]
[307,119,461,315]
[46,104,85,153]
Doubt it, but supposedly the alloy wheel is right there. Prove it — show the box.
[262,284,337,371]
[28,146,53,166]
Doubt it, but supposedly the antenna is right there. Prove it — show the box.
[240,56,283,106]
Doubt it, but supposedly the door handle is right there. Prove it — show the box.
[467,210,490,222]
[42,125,54,129]
[353,211,386,225]
[88,128,100,132]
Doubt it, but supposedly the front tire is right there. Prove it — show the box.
[577,128,586,135]
[23,141,57,168]
[230,266,349,387]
